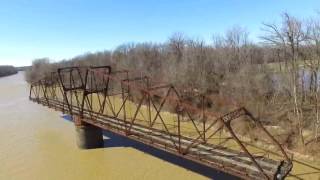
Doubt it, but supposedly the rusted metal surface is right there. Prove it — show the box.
[29,66,293,180]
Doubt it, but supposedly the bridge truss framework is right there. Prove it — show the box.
[29,66,293,180]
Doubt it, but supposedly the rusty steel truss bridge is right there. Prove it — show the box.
[29,66,293,180]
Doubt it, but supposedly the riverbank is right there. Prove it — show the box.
[0,65,17,77]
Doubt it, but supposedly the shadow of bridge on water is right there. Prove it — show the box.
[62,114,239,180]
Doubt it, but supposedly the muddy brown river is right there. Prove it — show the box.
[1,72,238,180]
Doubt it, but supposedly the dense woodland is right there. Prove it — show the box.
[0,65,17,77]
[26,13,320,156]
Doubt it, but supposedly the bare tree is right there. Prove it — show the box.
[262,13,307,146]
[304,15,320,141]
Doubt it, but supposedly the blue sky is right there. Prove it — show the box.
[0,0,319,66]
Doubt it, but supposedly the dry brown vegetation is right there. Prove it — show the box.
[25,12,320,157]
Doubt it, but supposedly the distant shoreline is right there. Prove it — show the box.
[0,65,18,78]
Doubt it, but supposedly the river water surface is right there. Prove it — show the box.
[0,72,229,180]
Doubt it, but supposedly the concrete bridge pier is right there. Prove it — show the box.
[74,116,104,149]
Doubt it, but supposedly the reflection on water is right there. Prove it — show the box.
[0,72,237,180]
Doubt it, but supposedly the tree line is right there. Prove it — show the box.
[25,12,320,156]
[0,65,17,77]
